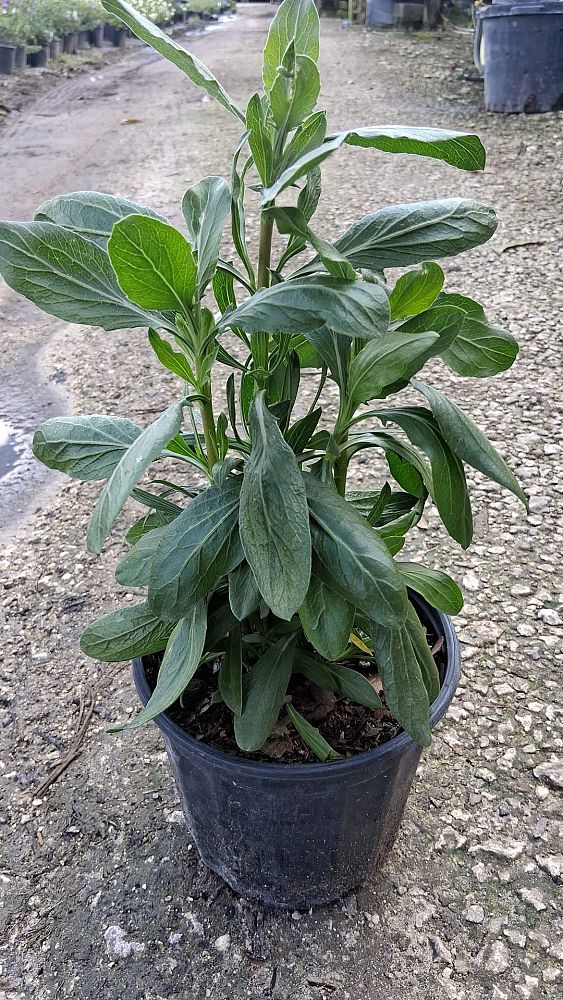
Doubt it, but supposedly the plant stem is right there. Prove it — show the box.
[252,212,275,388]
[199,390,218,472]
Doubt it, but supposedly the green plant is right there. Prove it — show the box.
[0,3,29,45]
[0,0,526,756]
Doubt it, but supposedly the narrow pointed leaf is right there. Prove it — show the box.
[182,176,231,295]
[80,602,173,662]
[262,0,320,91]
[32,415,141,481]
[148,329,195,383]
[299,576,354,660]
[403,601,441,702]
[413,380,527,508]
[228,561,261,621]
[371,618,431,747]
[296,653,382,710]
[246,93,274,186]
[114,602,207,731]
[270,54,320,132]
[234,634,297,751]
[286,704,341,761]
[305,475,408,624]
[219,625,243,716]
[239,393,311,620]
[398,561,463,615]
[148,480,243,622]
[87,401,184,555]
[101,0,244,122]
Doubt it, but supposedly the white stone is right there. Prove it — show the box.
[485,939,509,975]
[533,760,563,789]
[104,925,145,959]
[536,854,563,881]
[538,608,562,626]
[518,887,547,911]
[464,903,485,924]
[503,928,526,948]
[214,933,231,953]
[462,571,480,592]
[469,840,526,861]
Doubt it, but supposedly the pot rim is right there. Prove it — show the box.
[132,592,461,778]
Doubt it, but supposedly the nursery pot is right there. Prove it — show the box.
[89,26,104,48]
[15,45,26,68]
[63,32,78,54]
[50,38,62,59]
[133,593,461,908]
[77,30,90,50]
[0,44,16,76]
[111,28,127,49]
[27,46,49,69]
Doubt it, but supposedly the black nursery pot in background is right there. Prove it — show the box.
[89,26,104,48]
[0,44,16,75]
[133,595,461,909]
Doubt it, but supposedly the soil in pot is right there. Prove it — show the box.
[143,620,445,764]
[0,44,16,76]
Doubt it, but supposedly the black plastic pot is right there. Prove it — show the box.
[50,38,62,60]
[15,45,26,68]
[27,46,49,69]
[63,32,78,54]
[0,44,16,76]
[133,594,461,908]
[111,28,127,48]
[89,26,104,48]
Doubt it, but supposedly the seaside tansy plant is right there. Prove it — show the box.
[0,0,526,757]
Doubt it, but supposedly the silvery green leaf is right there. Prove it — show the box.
[80,602,173,662]
[35,191,167,247]
[262,0,320,92]
[32,415,141,481]
[182,176,231,295]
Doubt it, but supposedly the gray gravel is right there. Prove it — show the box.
[1,8,562,998]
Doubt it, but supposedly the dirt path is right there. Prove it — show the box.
[1,7,562,998]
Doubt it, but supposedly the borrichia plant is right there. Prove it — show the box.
[0,0,526,756]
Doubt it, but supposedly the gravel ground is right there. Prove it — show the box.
[1,8,562,998]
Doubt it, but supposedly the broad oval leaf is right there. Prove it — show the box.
[101,0,244,122]
[234,633,297,751]
[262,0,320,92]
[398,561,463,615]
[347,329,439,407]
[376,406,473,548]
[148,480,243,622]
[412,380,527,508]
[108,215,197,312]
[228,561,261,621]
[332,200,497,271]
[0,222,164,331]
[80,602,173,662]
[35,191,167,247]
[87,401,184,555]
[115,524,170,587]
[299,576,355,660]
[32,414,141,481]
[221,275,390,340]
[270,54,320,132]
[389,262,444,320]
[182,176,230,295]
[239,393,311,620]
[112,602,207,731]
[304,474,408,625]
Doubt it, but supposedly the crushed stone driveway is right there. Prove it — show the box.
[1,6,562,999]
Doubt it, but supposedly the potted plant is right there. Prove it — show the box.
[0,3,19,74]
[0,0,526,908]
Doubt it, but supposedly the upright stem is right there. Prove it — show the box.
[252,212,275,388]
[199,392,218,472]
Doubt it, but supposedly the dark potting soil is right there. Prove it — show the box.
[144,628,445,764]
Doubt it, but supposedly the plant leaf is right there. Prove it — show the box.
[147,329,195,383]
[296,652,382,709]
[412,380,527,508]
[34,191,167,247]
[246,92,274,186]
[80,602,173,662]
[228,561,261,621]
[87,401,184,555]
[101,0,244,122]
[331,200,496,271]
[219,625,243,716]
[305,475,408,624]
[278,111,327,174]
[389,262,444,320]
[115,525,170,587]
[398,561,463,615]
[32,414,141,481]
[108,215,197,312]
[239,392,311,620]
[265,206,356,279]
[436,294,519,377]
[220,275,390,340]
[148,480,243,622]
[262,127,486,201]
[0,221,164,331]
[376,406,473,548]
[286,704,341,761]
[348,329,440,407]
[182,176,231,295]
[262,0,320,92]
[113,602,207,731]
[270,54,320,132]
[402,601,441,703]
[299,576,355,660]
[371,618,431,747]
[234,633,297,751]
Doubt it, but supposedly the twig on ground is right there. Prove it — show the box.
[35,688,97,798]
